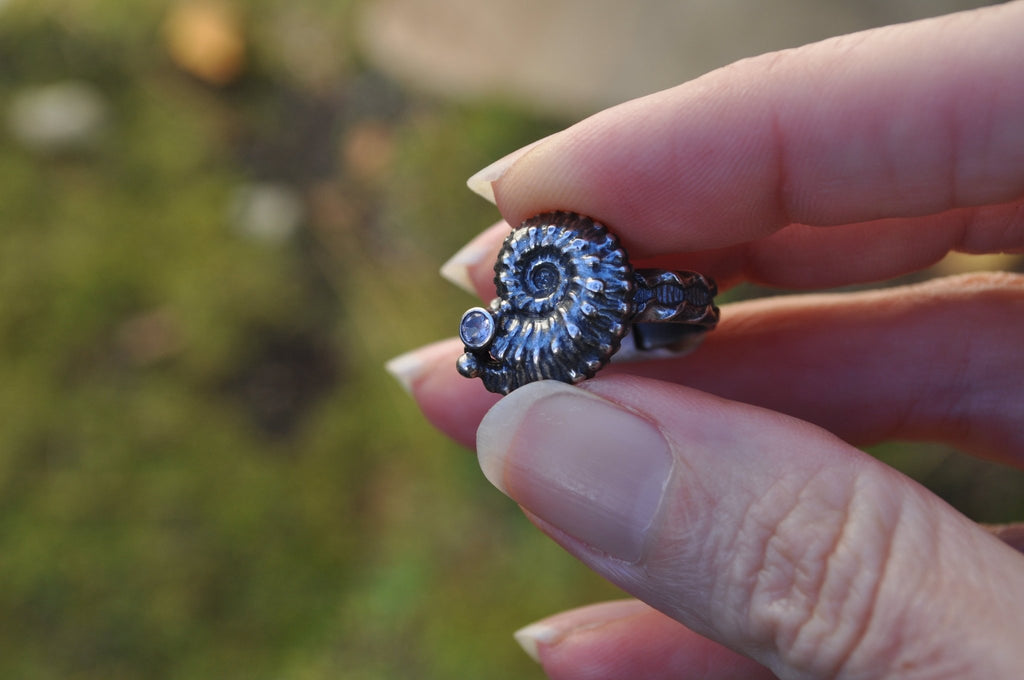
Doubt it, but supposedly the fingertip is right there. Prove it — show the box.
[388,338,498,449]
[439,220,508,298]
[515,599,775,680]
[466,134,562,205]
[512,621,557,664]
[466,170,497,204]
[477,380,673,563]
[384,345,435,395]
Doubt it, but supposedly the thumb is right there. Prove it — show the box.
[477,377,1024,679]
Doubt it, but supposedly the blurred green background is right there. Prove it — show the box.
[0,1,1020,678]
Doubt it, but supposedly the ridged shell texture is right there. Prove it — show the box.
[459,212,634,394]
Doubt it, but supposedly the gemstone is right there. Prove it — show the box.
[460,307,495,349]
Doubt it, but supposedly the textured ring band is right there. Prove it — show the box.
[457,211,719,394]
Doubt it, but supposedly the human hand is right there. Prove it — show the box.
[387,3,1024,678]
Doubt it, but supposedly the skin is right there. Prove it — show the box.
[394,3,1024,678]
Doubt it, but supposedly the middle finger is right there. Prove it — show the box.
[398,272,1024,463]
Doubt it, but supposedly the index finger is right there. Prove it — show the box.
[473,2,1024,257]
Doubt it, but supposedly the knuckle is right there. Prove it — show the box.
[717,467,901,676]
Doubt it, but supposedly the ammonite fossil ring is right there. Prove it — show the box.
[457,211,719,394]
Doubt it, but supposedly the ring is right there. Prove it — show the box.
[457,211,719,394]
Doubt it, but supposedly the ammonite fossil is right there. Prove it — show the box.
[457,212,719,394]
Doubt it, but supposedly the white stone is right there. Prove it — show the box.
[7,80,108,153]
[230,183,304,244]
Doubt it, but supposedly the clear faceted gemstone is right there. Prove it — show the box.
[460,308,495,348]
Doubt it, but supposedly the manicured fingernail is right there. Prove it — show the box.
[513,600,651,664]
[384,348,429,394]
[477,381,672,562]
[513,621,559,664]
[466,136,552,203]
[440,226,500,295]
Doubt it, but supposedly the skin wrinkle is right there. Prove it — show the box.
[646,492,727,635]
[877,499,976,680]
[755,473,856,675]
[790,471,893,678]
[722,472,805,645]
[831,490,905,680]
[834,483,900,680]
[784,474,859,674]
[956,201,1024,253]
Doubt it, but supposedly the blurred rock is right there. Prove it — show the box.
[7,80,108,153]
[359,0,994,116]
[164,0,246,85]
[230,182,305,244]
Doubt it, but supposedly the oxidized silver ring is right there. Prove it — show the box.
[457,211,719,394]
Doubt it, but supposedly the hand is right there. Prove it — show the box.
[388,3,1024,678]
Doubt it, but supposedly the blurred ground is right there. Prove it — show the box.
[0,1,1019,679]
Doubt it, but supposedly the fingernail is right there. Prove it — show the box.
[384,348,429,395]
[513,621,558,664]
[466,136,552,203]
[477,381,672,562]
[513,600,651,665]
[439,225,500,295]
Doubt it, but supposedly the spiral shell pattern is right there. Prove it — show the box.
[457,212,634,394]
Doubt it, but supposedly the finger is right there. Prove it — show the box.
[468,3,1024,256]
[445,201,1024,297]
[386,338,498,449]
[985,523,1024,554]
[439,219,507,297]
[671,201,1024,289]
[392,273,1024,462]
[515,599,776,680]
[628,272,1024,464]
[477,377,1024,678]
